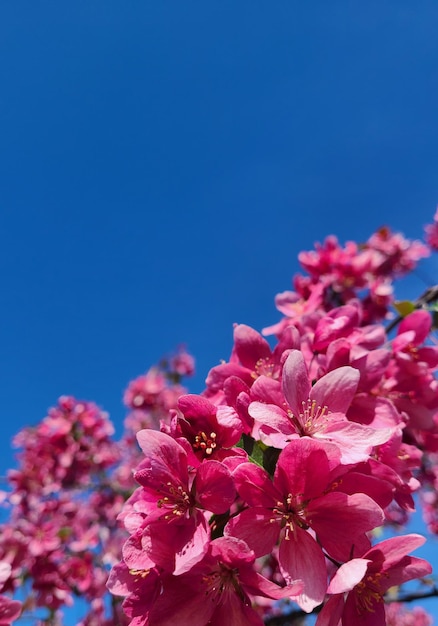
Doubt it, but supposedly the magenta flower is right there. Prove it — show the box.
[316,534,432,626]
[225,438,384,612]
[124,429,236,575]
[173,394,245,464]
[250,350,392,463]
[147,537,303,626]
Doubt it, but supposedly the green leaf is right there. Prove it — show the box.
[393,300,416,317]
[249,441,265,467]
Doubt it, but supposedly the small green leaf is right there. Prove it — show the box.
[393,300,416,317]
[249,441,265,467]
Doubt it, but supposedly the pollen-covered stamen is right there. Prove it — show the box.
[355,572,385,614]
[252,357,275,379]
[157,481,191,520]
[289,399,329,435]
[193,430,217,456]
[129,568,150,582]
[271,493,309,538]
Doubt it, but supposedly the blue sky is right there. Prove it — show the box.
[1,1,438,623]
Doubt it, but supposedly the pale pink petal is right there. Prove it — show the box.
[314,421,393,464]
[250,375,284,405]
[310,366,359,414]
[135,430,187,490]
[249,402,293,435]
[398,309,431,343]
[0,564,11,589]
[327,558,370,594]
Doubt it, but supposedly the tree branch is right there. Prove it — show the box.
[263,584,438,625]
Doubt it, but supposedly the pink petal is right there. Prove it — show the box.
[344,587,386,626]
[278,526,327,612]
[149,577,215,626]
[327,558,370,594]
[274,438,331,500]
[225,507,280,557]
[232,462,280,507]
[0,596,22,624]
[249,402,293,436]
[308,492,384,562]
[194,460,236,514]
[233,324,272,368]
[281,350,310,416]
[315,421,392,464]
[364,533,426,569]
[135,430,187,490]
[310,366,359,414]
[315,595,345,626]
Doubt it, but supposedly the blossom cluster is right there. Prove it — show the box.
[0,350,194,625]
[1,217,438,625]
[106,221,438,625]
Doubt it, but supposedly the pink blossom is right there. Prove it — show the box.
[147,537,303,626]
[225,438,384,612]
[250,350,392,463]
[316,534,432,626]
[124,429,236,574]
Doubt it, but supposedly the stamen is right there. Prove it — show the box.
[193,431,218,456]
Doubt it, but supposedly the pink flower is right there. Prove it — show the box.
[250,350,392,463]
[316,534,432,626]
[124,429,236,575]
[147,537,303,626]
[225,439,384,612]
[172,394,245,465]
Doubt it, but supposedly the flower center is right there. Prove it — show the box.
[157,482,191,520]
[355,573,384,614]
[252,357,275,379]
[202,563,245,603]
[193,431,217,456]
[272,493,308,538]
[290,399,329,435]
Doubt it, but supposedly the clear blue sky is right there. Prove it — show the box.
[1,1,438,623]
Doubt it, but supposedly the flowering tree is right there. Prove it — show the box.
[1,210,438,625]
